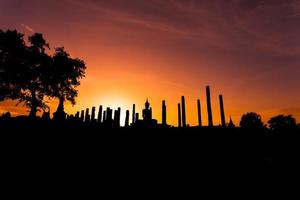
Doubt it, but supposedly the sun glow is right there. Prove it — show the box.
[92,95,133,126]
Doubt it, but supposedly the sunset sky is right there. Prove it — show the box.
[1,0,300,126]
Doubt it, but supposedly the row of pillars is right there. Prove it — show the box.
[75,105,141,127]
[178,86,226,127]
[75,101,168,127]
[75,86,226,127]
[75,106,122,127]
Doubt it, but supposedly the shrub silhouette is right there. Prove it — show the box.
[268,115,297,131]
[240,112,264,129]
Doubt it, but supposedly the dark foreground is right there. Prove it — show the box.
[1,118,300,177]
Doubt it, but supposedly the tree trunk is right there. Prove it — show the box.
[29,90,38,118]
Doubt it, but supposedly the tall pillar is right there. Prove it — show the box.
[206,86,213,127]
[116,107,121,127]
[181,96,186,127]
[132,104,136,124]
[178,103,182,128]
[219,95,226,127]
[80,110,84,122]
[107,107,112,121]
[125,110,130,127]
[162,100,167,125]
[91,106,96,122]
[197,99,202,127]
[114,110,118,125]
[98,105,103,123]
[106,107,109,120]
[103,111,106,122]
[85,108,90,123]
[75,111,80,119]
[113,109,120,127]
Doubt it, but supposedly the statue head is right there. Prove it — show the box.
[145,98,150,109]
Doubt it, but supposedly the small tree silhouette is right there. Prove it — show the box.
[240,112,264,129]
[268,115,297,131]
[50,47,86,120]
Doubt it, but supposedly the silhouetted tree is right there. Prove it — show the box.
[240,112,264,129]
[0,30,25,101]
[0,30,51,117]
[268,115,297,131]
[1,30,87,118]
[49,47,86,119]
[21,33,51,117]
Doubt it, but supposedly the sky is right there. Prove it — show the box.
[0,0,300,126]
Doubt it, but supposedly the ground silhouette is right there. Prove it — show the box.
[1,114,299,169]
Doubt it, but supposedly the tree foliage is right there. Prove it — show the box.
[268,115,297,131]
[0,30,25,101]
[0,29,86,117]
[49,47,86,105]
[240,112,264,129]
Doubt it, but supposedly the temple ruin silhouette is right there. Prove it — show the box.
[63,85,233,128]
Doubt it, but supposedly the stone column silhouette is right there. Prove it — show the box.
[103,111,106,122]
[162,100,167,125]
[80,110,84,122]
[114,107,121,127]
[219,95,226,127]
[107,107,112,120]
[125,110,130,127]
[98,105,103,123]
[75,111,80,119]
[132,104,136,124]
[106,108,109,120]
[85,108,90,123]
[206,86,213,127]
[181,96,186,127]
[197,99,202,127]
[113,110,118,126]
[117,107,121,127]
[113,110,117,121]
[135,113,139,122]
[178,103,182,128]
[91,106,96,122]
[109,108,113,121]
